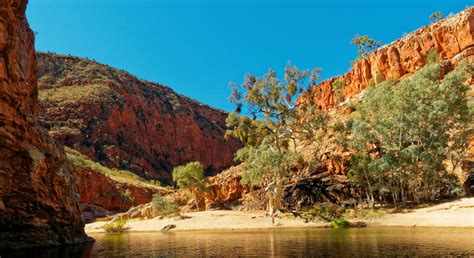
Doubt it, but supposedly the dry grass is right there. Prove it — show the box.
[39,84,117,105]
[65,147,166,191]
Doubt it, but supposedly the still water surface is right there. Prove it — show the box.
[2,228,474,257]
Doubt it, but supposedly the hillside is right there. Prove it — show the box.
[36,53,240,183]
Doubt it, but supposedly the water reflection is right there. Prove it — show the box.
[0,242,94,258]
[1,228,473,257]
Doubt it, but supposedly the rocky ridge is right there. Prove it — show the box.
[37,53,240,183]
[301,7,474,110]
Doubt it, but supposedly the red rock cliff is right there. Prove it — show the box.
[36,53,240,183]
[302,7,474,109]
[73,165,169,222]
[0,0,89,249]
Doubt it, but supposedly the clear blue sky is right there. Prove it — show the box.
[27,0,471,112]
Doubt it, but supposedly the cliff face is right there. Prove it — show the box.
[36,53,240,183]
[302,7,474,110]
[73,165,169,222]
[202,7,474,210]
[0,0,89,249]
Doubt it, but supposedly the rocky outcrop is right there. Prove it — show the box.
[202,165,352,211]
[301,7,474,110]
[108,203,154,221]
[0,0,89,249]
[203,166,250,209]
[73,165,168,222]
[36,53,240,183]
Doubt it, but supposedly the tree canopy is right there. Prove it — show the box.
[351,35,381,60]
[349,61,472,205]
[429,11,444,24]
[227,64,324,215]
[172,161,206,210]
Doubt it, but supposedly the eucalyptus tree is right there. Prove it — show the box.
[226,63,321,215]
[351,35,382,60]
[350,61,472,205]
[172,161,206,211]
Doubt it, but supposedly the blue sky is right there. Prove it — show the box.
[27,0,471,111]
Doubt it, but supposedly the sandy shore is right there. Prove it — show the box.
[370,197,474,228]
[85,197,474,233]
[85,210,328,233]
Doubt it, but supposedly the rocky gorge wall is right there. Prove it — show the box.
[202,7,474,209]
[301,7,474,110]
[0,0,89,249]
[299,7,474,192]
[36,53,240,183]
[73,165,169,222]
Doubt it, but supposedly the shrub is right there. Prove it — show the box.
[120,189,135,204]
[302,203,346,222]
[331,78,345,102]
[151,194,180,217]
[172,161,206,211]
[330,219,351,228]
[429,11,444,24]
[347,208,384,220]
[351,35,381,60]
[314,203,346,222]
[101,220,128,233]
[426,49,438,64]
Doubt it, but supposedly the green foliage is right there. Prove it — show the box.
[226,63,322,151]
[330,219,351,228]
[172,161,206,191]
[302,203,346,222]
[426,49,439,64]
[120,189,135,204]
[227,64,326,214]
[346,208,384,220]
[172,161,206,211]
[100,220,128,233]
[351,35,382,60]
[331,78,345,102]
[151,194,180,217]
[350,61,472,205]
[313,203,346,222]
[375,70,384,84]
[429,11,444,24]
[236,144,299,187]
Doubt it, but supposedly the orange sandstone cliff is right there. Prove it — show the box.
[301,7,474,110]
[203,7,474,209]
[0,0,89,249]
[300,7,474,192]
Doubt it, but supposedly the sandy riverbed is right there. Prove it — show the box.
[370,197,474,228]
[85,197,474,233]
[85,210,327,233]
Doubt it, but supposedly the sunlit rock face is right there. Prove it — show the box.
[203,7,474,210]
[0,0,89,249]
[36,53,241,183]
[301,7,474,110]
[300,6,474,195]
[73,165,169,222]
